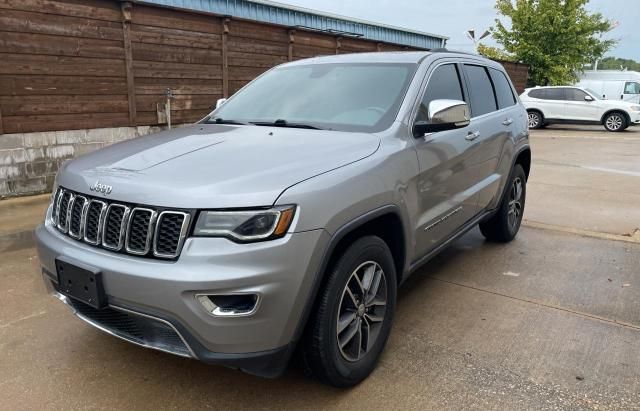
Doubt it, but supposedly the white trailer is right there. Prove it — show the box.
[578,70,640,103]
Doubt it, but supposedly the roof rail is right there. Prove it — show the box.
[430,48,479,56]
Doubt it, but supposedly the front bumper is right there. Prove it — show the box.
[36,210,328,376]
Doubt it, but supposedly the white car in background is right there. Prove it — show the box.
[520,86,640,132]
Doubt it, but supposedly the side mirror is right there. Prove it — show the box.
[584,95,594,102]
[216,98,227,109]
[413,99,470,136]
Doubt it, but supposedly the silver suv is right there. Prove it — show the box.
[36,51,530,387]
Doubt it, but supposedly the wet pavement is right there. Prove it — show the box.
[1,125,639,410]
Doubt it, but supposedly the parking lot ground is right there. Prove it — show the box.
[1,125,639,410]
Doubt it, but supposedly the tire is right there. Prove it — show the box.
[603,112,627,132]
[527,111,543,129]
[304,236,397,387]
[479,164,526,242]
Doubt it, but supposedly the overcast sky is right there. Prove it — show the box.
[278,0,640,61]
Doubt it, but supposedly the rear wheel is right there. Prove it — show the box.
[603,112,627,132]
[527,111,543,129]
[304,236,397,387]
[479,164,526,242]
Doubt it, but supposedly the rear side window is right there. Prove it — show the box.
[529,88,564,100]
[463,65,497,117]
[489,68,516,109]
[416,64,464,122]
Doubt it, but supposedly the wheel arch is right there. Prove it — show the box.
[292,205,408,343]
[601,109,630,125]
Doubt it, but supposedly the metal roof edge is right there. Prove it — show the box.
[247,0,449,40]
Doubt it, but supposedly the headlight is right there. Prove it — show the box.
[193,205,296,242]
[630,106,640,112]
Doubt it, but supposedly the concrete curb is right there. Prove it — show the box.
[523,220,640,244]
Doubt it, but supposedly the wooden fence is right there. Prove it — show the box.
[0,0,529,135]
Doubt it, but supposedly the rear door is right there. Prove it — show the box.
[472,66,521,210]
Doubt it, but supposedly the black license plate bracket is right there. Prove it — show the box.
[55,257,107,309]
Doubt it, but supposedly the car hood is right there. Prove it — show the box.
[58,124,380,208]
[599,99,638,108]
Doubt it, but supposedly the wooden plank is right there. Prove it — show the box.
[0,8,123,41]
[0,31,124,59]
[0,54,125,77]
[228,66,270,82]
[121,2,136,125]
[136,94,218,112]
[132,42,222,65]
[340,37,378,52]
[133,61,222,80]
[135,78,223,96]
[294,31,338,49]
[288,29,295,62]
[131,24,222,49]
[228,54,288,68]
[0,95,128,116]
[0,75,128,96]
[292,44,335,59]
[222,18,229,98]
[0,0,122,22]
[131,4,222,35]
[136,108,210,126]
[0,105,4,135]
[2,112,130,134]
[227,19,289,43]
[227,38,289,57]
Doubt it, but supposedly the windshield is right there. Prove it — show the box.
[585,88,600,99]
[210,63,418,132]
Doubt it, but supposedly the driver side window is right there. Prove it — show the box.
[624,82,640,95]
[416,64,464,122]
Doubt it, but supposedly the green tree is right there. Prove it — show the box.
[597,57,640,72]
[492,0,616,85]
[477,44,516,62]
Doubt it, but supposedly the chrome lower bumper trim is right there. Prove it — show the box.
[45,274,196,359]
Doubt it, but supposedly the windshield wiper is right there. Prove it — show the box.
[205,117,248,125]
[249,119,323,130]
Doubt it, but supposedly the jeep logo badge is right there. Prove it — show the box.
[89,181,113,195]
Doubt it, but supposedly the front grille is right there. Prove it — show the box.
[51,187,190,259]
[69,299,191,358]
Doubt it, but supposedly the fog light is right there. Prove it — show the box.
[196,294,259,317]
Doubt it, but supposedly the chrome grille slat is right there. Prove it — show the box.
[83,200,107,245]
[125,208,157,255]
[68,196,88,239]
[153,211,191,258]
[52,187,189,259]
[102,204,130,251]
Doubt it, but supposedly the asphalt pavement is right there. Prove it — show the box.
[1,125,639,410]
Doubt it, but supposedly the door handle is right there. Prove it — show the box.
[502,118,513,126]
[465,131,480,141]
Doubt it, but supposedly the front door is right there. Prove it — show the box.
[412,62,485,257]
[564,88,601,121]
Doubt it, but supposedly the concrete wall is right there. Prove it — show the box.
[0,126,163,198]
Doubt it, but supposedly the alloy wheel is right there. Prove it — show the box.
[527,112,540,128]
[606,114,623,131]
[508,177,523,231]
[336,261,387,362]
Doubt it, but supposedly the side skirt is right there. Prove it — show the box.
[405,209,495,281]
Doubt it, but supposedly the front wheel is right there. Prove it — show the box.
[479,164,526,242]
[603,112,627,132]
[304,236,397,387]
